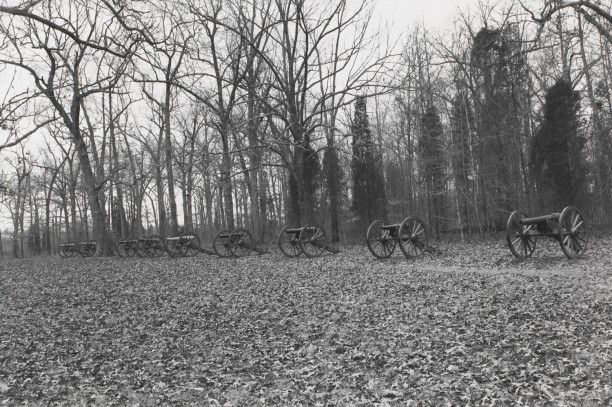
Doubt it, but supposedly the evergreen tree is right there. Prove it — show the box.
[351,97,386,226]
[531,78,587,209]
[420,105,446,238]
[471,27,528,229]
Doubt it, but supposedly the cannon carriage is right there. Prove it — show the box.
[366,217,429,259]
[165,232,201,258]
[58,240,97,258]
[506,206,587,259]
[277,224,340,258]
[212,227,270,258]
[115,232,201,258]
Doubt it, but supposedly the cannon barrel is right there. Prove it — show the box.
[520,213,560,225]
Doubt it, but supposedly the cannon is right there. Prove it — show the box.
[165,232,201,258]
[58,240,97,258]
[58,242,79,258]
[277,224,340,258]
[116,232,201,258]
[365,217,429,259]
[116,237,142,257]
[212,228,269,258]
[506,206,587,259]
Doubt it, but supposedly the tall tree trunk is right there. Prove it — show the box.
[164,83,179,235]
[259,167,268,237]
[12,177,22,258]
[155,164,167,236]
[44,167,62,255]
[69,171,78,242]
[109,91,128,239]
[220,119,235,231]
[246,84,263,239]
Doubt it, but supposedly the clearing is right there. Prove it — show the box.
[1,235,611,405]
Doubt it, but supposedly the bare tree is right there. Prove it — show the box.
[0,0,139,255]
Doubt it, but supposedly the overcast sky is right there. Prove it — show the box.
[372,0,466,31]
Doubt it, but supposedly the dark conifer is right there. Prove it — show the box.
[531,78,587,208]
[351,97,386,226]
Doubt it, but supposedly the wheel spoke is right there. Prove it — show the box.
[381,241,389,257]
[571,213,579,228]
[412,223,424,236]
[526,238,533,251]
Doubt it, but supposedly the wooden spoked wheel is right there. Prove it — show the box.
[506,210,536,259]
[61,243,79,258]
[80,240,97,257]
[178,232,200,257]
[558,206,588,259]
[213,229,233,258]
[68,244,80,257]
[278,226,302,257]
[299,224,327,258]
[228,228,253,258]
[116,241,126,257]
[124,238,140,257]
[398,217,429,258]
[144,235,167,257]
[165,237,182,258]
[58,244,67,258]
[366,219,397,259]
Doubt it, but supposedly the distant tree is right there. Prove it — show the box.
[351,97,386,226]
[470,26,528,229]
[420,105,446,238]
[0,0,140,255]
[531,78,587,209]
[449,88,475,234]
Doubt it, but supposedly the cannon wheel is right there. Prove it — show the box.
[80,240,97,257]
[145,235,167,257]
[179,232,200,257]
[165,237,183,258]
[278,226,302,257]
[62,242,78,258]
[398,217,429,258]
[228,228,253,258]
[558,206,588,259]
[58,244,67,258]
[213,229,233,258]
[366,219,396,259]
[506,210,536,259]
[116,241,126,257]
[124,238,139,257]
[68,244,80,258]
[299,224,327,258]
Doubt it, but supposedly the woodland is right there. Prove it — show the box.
[0,0,610,257]
[1,2,612,405]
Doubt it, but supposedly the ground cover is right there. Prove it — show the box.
[1,234,611,406]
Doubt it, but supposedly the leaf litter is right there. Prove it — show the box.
[0,234,611,405]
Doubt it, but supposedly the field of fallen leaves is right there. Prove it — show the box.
[1,233,611,406]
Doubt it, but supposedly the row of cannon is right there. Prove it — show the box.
[58,206,588,260]
[58,224,341,259]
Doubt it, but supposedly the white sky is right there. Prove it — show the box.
[372,0,466,31]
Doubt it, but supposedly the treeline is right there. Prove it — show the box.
[0,0,611,258]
